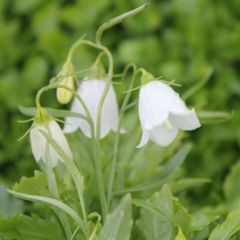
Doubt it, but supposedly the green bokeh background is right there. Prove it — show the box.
[0,0,239,205]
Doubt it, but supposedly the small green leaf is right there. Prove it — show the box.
[99,194,133,240]
[175,227,186,240]
[12,171,49,196]
[224,161,240,201]
[209,207,240,240]
[8,190,83,227]
[19,105,88,120]
[170,178,211,193]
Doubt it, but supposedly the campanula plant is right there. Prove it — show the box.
[2,3,237,240]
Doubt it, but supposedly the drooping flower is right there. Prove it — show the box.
[64,79,120,139]
[137,80,201,147]
[30,108,73,167]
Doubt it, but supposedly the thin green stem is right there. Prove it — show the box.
[93,3,149,219]
[45,144,72,239]
[41,131,90,237]
[95,2,150,46]
[107,64,137,203]
[65,160,89,234]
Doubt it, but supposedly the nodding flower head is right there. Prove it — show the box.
[137,80,201,148]
[30,108,73,167]
[64,79,121,139]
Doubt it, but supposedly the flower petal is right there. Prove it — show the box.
[138,81,169,130]
[169,109,201,131]
[149,121,179,147]
[65,79,120,139]
[137,129,150,148]
[49,120,73,161]
[30,125,46,162]
[63,97,85,133]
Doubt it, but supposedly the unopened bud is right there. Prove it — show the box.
[56,62,75,104]
[57,76,74,104]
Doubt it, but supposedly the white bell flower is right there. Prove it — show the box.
[30,119,73,167]
[137,80,201,148]
[64,79,120,139]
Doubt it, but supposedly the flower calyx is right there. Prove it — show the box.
[34,107,51,126]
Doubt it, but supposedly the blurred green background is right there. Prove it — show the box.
[0,0,239,205]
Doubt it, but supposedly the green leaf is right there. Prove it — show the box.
[209,206,240,240]
[115,144,191,194]
[19,105,88,120]
[135,185,192,240]
[8,190,83,227]
[0,214,65,240]
[224,161,240,201]
[197,110,234,124]
[99,194,133,240]
[170,178,211,193]
[0,185,23,217]
[12,171,49,196]
[135,185,174,240]
[191,213,219,231]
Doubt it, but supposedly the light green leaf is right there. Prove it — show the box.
[170,178,211,193]
[12,171,49,196]
[99,194,133,240]
[224,161,240,201]
[191,213,219,231]
[209,207,240,240]
[19,105,88,120]
[197,110,234,124]
[135,185,192,240]
[8,190,83,227]
[0,185,23,217]
[0,214,65,240]
[115,144,191,194]
[135,185,175,240]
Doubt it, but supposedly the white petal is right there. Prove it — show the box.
[149,121,179,147]
[65,79,120,139]
[138,81,169,130]
[30,125,46,162]
[63,97,85,133]
[49,120,73,161]
[139,80,198,130]
[169,109,201,131]
[137,129,150,148]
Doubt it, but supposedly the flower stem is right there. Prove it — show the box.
[45,144,72,239]
[41,131,89,237]
[107,64,137,203]
[65,160,89,234]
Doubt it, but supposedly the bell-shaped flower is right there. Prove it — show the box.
[30,113,73,167]
[64,79,120,139]
[138,80,201,147]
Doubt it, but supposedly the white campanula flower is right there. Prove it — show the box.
[137,80,201,148]
[30,113,73,167]
[64,79,120,139]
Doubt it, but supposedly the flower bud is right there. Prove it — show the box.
[56,62,75,104]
